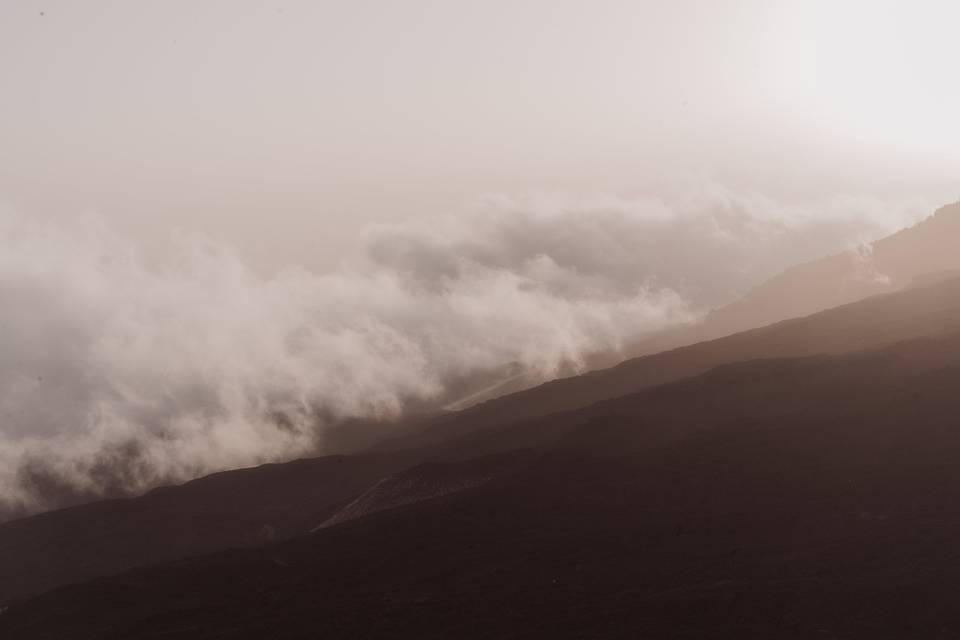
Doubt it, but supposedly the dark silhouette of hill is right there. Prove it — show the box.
[3,275,960,608]
[6,330,960,637]
[434,202,960,410]
[315,454,523,530]
[2,203,955,521]
[0,452,420,605]
[382,274,960,454]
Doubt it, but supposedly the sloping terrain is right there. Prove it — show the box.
[440,202,960,406]
[383,274,960,453]
[3,276,960,607]
[314,455,522,530]
[0,452,420,604]
[657,200,960,348]
[6,332,960,637]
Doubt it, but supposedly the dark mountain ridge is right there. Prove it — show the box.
[3,275,960,607]
[3,205,960,637]
[7,328,960,637]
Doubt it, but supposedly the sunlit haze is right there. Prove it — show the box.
[7,5,960,635]
[2,1,957,270]
[0,0,958,518]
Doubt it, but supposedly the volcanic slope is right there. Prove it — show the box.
[6,328,960,638]
[3,276,960,606]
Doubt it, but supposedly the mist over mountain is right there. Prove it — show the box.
[695,200,960,341]
[6,274,960,637]
[0,188,929,518]
[4,2,960,637]
[630,200,960,355]
[4,249,960,607]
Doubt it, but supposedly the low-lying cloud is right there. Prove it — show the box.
[0,185,930,516]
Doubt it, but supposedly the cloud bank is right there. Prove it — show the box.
[0,185,930,516]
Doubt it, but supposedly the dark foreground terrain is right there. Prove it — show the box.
[5,277,960,637]
[5,200,960,638]
[4,276,960,606]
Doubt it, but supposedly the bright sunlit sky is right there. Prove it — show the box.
[1,0,958,271]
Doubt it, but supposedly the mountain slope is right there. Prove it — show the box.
[0,452,419,604]
[3,276,960,606]
[659,200,960,348]
[438,202,960,408]
[314,455,522,530]
[7,331,960,638]
[383,274,960,453]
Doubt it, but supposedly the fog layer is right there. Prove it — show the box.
[0,186,929,514]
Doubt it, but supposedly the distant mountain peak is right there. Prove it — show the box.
[636,201,960,355]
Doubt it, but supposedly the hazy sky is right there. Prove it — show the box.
[1,1,960,515]
[2,0,958,271]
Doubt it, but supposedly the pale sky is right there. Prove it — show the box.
[3,0,960,514]
[1,0,958,271]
